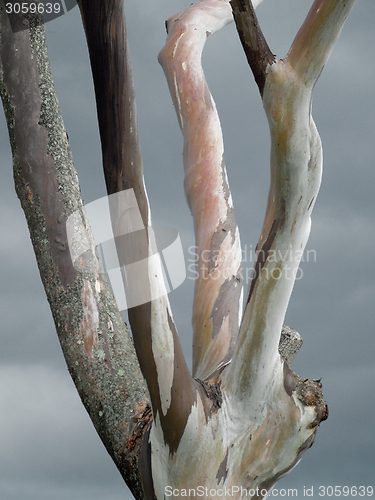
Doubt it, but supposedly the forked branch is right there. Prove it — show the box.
[0,0,358,497]
[224,0,356,404]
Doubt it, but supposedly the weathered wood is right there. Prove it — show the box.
[231,0,275,95]
[158,0,243,382]
[279,325,303,363]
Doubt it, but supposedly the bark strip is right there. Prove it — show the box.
[77,0,196,454]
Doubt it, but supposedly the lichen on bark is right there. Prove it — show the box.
[0,7,149,499]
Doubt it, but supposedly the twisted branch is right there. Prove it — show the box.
[159,0,243,382]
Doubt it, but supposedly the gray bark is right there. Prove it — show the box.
[0,5,149,499]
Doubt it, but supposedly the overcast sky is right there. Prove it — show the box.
[1,1,374,499]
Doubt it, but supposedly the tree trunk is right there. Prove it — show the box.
[0,5,149,499]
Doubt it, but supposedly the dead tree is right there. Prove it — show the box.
[0,0,356,498]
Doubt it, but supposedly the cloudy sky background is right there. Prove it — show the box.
[1,0,374,498]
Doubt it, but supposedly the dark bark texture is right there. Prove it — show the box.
[0,5,149,499]
[231,0,276,95]
[0,0,349,496]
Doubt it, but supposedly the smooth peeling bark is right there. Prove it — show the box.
[226,0,356,406]
[159,0,244,382]
[287,0,358,87]
[0,0,355,497]
[0,8,148,499]
[77,0,197,456]
[145,333,325,499]
[159,0,267,382]
[224,59,324,408]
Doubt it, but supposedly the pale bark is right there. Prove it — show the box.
[225,0,356,404]
[158,0,243,382]
[152,0,354,497]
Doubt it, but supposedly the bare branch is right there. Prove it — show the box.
[1,0,358,496]
[159,0,243,382]
[77,0,147,214]
[288,0,357,87]
[0,7,148,498]
[231,0,275,95]
[225,0,355,406]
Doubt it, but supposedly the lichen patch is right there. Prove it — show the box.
[79,279,99,360]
